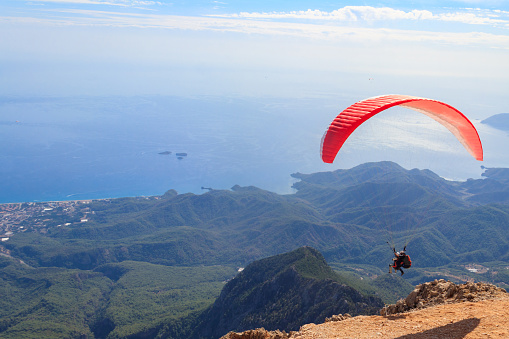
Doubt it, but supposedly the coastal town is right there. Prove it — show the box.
[0,200,95,242]
[0,195,163,243]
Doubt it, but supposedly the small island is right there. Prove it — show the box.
[481,113,509,131]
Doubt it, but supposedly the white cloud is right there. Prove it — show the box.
[216,7,435,21]
[5,8,508,49]
[436,9,509,26]
[211,6,509,28]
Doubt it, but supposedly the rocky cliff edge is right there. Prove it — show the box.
[221,280,507,339]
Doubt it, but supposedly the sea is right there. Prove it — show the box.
[1,95,507,203]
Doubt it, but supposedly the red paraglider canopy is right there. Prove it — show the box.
[321,94,483,163]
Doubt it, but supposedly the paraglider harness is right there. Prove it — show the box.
[389,245,411,276]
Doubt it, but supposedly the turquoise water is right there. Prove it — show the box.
[0,96,331,203]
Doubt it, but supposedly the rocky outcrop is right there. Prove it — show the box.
[221,328,290,339]
[380,279,507,316]
[221,314,353,339]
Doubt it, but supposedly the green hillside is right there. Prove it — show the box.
[0,257,236,338]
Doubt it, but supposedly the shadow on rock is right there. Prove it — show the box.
[394,318,480,339]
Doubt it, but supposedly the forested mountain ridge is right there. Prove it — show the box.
[6,186,328,269]
[292,161,480,206]
[290,162,509,267]
[4,161,509,271]
[174,247,385,339]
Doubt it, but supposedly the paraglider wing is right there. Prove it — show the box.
[320,94,483,163]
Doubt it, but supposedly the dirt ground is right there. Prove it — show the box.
[291,295,509,339]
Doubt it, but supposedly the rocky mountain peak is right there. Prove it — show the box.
[381,279,506,316]
[193,247,383,338]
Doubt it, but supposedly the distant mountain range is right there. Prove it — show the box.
[2,161,509,338]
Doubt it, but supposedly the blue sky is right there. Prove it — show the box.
[2,0,509,102]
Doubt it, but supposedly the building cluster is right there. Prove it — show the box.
[0,200,97,241]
